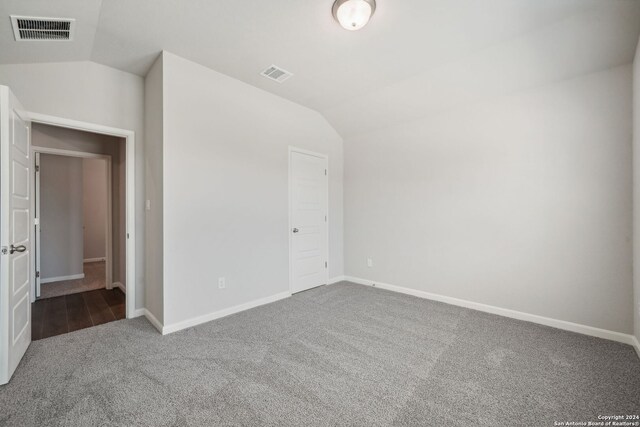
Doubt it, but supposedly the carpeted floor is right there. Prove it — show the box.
[40,261,107,299]
[1,282,639,426]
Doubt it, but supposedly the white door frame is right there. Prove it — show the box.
[288,146,329,294]
[27,112,136,318]
[33,147,113,295]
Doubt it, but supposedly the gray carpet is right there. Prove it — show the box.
[1,282,639,426]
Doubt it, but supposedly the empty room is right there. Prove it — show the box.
[0,0,639,426]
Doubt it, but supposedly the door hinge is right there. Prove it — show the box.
[35,165,40,172]
[34,218,40,226]
[36,271,40,278]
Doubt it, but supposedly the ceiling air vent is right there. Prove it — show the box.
[261,65,293,83]
[10,15,76,41]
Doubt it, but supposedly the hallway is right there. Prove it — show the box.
[40,261,107,299]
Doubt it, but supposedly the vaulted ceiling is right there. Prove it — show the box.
[1,0,639,138]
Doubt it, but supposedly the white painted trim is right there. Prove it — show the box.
[27,112,136,319]
[113,282,126,294]
[84,257,106,263]
[288,146,329,295]
[130,307,162,335]
[28,113,135,140]
[40,273,84,284]
[288,146,329,159]
[31,146,111,159]
[631,336,640,359]
[143,309,163,333]
[162,291,291,335]
[0,87,8,384]
[328,275,345,284]
[132,308,145,318]
[344,276,639,348]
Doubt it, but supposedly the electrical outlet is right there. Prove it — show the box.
[218,277,226,289]
[367,258,373,268]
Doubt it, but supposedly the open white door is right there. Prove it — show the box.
[289,148,328,294]
[0,86,32,385]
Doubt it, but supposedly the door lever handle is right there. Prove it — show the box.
[10,244,26,254]
[292,228,299,233]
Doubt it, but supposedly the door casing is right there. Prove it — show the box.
[27,113,137,319]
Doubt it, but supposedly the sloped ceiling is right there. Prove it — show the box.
[1,0,639,138]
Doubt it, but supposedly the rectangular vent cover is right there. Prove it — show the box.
[261,65,293,83]
[11,16,76,41]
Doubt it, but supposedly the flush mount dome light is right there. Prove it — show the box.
[332,0,376,31]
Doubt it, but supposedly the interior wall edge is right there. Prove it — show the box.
[142,308,164,334]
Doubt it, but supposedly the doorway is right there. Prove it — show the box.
[30,124,127,340]
[289,147,329,294]
[0,86,137,384]
[36,153,112,299]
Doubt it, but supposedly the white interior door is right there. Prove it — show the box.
[0,86,32,385]
[289,148,328,294]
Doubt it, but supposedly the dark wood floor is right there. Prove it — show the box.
[32,288,126,340]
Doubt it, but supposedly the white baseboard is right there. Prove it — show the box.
[344,276,638,349]
[132,308,145,318]
[162,291,291,335]
[328,275,346,285]
[632,336,640,359]
[40,273,85,284]
[113,282,126,293]
[142,309,163,333]
[129,308,162,333]
[83,257,106,263]
[130,308,162,335]
[129,307,162,334]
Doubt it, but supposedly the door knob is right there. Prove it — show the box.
[10,244,26,254]
[292,228,299,233]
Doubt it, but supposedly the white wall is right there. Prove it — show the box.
[160,51,344,326]
[83,158,108,261]
[0,61,144,308]
[144,54,164,323]
[40,154,84,281]
[633,38,640,344]
[345,65,633,334]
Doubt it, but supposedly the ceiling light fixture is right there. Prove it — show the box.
[332,0,376,31]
